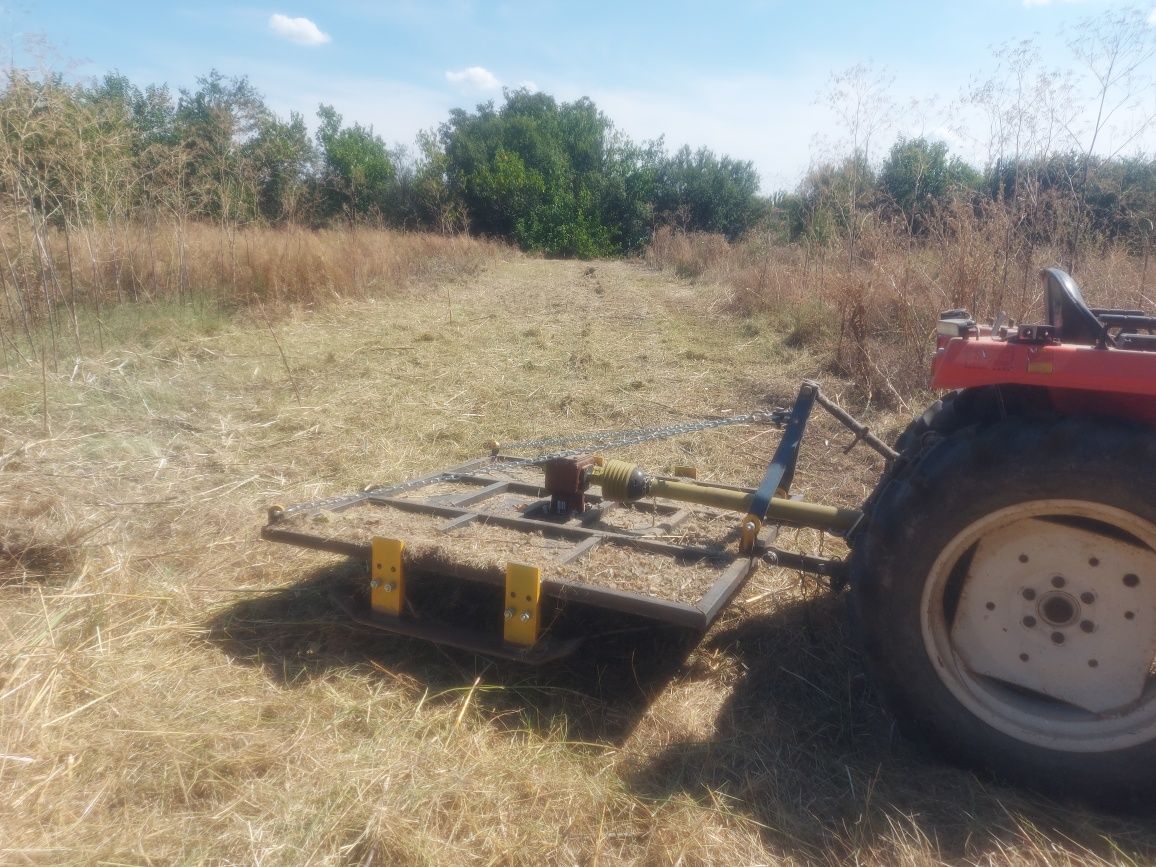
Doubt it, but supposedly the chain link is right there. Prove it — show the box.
[275,409,786,520]
[498,410,783,454]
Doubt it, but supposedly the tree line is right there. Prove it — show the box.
[2,56,1154,262]
[781,137,1155,263]
[0,68,759,258]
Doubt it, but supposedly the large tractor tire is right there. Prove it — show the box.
[850,413,1156,801]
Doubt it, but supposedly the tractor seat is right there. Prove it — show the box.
[1041,267,1107,346]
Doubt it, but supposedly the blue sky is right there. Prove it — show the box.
[12,1,1156,191]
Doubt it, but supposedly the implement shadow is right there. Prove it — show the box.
[202,559,699,745]
[625,591,1156,865]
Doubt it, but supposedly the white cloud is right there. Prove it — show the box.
[1149,6,1156,24]
[445,66,501,91]
[269,14,331,46]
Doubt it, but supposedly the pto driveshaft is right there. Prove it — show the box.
[588,458,862,535]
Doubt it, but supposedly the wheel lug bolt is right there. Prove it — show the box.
[1022,616,1037,628]
[1051,632,1065,644]
[1124,573,1140,588]
[1051,576,1066,589]
[1080,592,1095,604]
[1022,588,1036,601]
[1080,620,1094,633]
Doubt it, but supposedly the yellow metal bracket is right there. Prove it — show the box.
[370,537,405,616]
[504,562,541,646]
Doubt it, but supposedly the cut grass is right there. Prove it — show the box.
[1,255,1155,865]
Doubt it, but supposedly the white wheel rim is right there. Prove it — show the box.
[921,499,1156,752]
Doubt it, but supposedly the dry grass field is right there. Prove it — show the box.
[645,226,1155,405]
[2,253,1156,865]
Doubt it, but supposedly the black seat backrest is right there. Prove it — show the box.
[1041,267,1105,346]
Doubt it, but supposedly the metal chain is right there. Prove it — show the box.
[498,410,784,455]
[275,409,786,520]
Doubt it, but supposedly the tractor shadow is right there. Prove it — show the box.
[203,559,699,744]
[626,591,1156,864]
[203,561,1156,863]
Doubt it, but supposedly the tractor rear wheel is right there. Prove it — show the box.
[851,415,1156,801]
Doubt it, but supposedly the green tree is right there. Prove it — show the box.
[76,73,191,224]
[878,137,979,235]
[651,145,760,240]
[315,103,395,224]
[440,90,623,256]
[599,133,663,252]
[439,89,759,256]
[174,70,271,222]
[793,154,876,246]
[246,112,313,223]
[411,129,464,233]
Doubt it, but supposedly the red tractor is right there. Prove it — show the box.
[849,267,1156,801]
[264,267,1156,801]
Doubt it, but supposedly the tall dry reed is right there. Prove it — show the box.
[0,221,509,367]
[645,217,1152,404]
